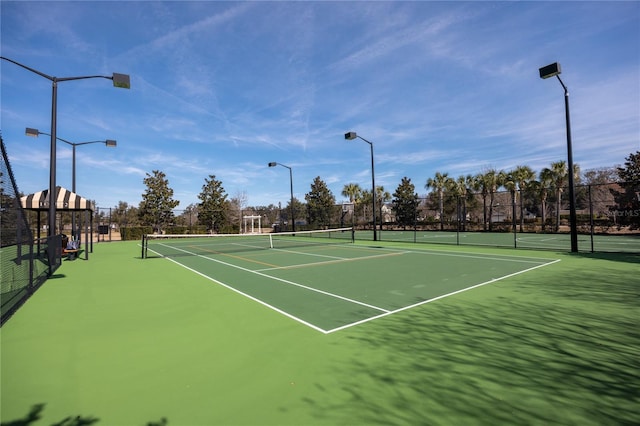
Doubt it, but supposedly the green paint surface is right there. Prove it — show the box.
[1,241,638,425]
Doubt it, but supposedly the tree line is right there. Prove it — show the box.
[101,151,638,234]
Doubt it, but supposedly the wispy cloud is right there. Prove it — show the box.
[2,1,637,209]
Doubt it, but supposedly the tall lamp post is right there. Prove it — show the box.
[26,127,116,239]
[1,56,129,274]
[268,162,295,232]
[345,131,377,241]
[539,62,578,253]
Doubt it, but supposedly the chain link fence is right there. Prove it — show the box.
[371,182,639,253]
[1,136,56,325]
[101,182,638,253]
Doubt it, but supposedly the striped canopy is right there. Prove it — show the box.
[20,186,95,212]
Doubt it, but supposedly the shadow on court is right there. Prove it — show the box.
[0,404,168,426]
[303,259,639,425]
[573,251,640,265]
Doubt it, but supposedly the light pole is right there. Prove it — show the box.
[539,62,578,253]
[268,162,295,232]
[345,131,377,241]
[1,56,129,274]
[26,127,116,239]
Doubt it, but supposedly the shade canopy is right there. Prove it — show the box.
[20,186,95,212]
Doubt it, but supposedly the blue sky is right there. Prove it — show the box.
[1,1,639,212]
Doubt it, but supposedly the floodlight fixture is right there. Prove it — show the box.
[539,62,561,79]
[27,127,118,240]
[112,73,131,89]
[539,61,578,252]
[345,131,357,140]
[25,127,40,137]
[2,56,129,275]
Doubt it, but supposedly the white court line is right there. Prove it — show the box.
[352,244,553,265]
[154,242,390,313]
[325,258,562,334]
[256,250,408,272]
[159,254,328,333]
[269,247,347,260]
[150,242,560,334]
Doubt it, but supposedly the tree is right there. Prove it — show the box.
[392,177,419,229]
[472,173,489,231]
[473,169,504,231]
[448,175,474,231]
[549,161,568,231]
[305,176,336,228]
[537,167,554,231]
[614,151,640,228]
[342,183,363,227]
[583,167,618,185]
[253,204,278,228]
[138,170,179,233]
[277,197,305,230]
[503,172,518,233]
[376,185,392,230]
[178,203,199,229]
[426,172,452,231]
[582,168,618,221]
[547,161,580,232]
[112,201,139,228]
[341,183,362,203]
[511,165,536,232]
[359,189,373,228]
[617,151,640,183]
[228,190,248,231]
[198,175,228,233]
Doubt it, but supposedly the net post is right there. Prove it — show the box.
[141,234,147,259]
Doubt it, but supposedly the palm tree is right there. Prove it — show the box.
[549,161,569,231]
[503,171,518,233]
[341,183,362,203]
[475,169,505,231]
[465,174,477,229]
[449,175,473,231]
[538,167,554,232]
[426,172,452,230]
[472,173,490,231]
[342,183,362,226]
[548,161,581,232]
[376,186,392,230]
[512,165,536,232]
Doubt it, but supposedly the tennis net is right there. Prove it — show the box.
[141,227,354,259]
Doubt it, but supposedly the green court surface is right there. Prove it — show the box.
[144,235,558,333]
[1,239,638,425]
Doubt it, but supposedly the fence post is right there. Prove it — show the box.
[589,185,594,253]
[456,196,460,245]
[512,191,518,249]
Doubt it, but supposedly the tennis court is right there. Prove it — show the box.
[143,229,559,333]
[374,229,640,252]
[2,237,638,425]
